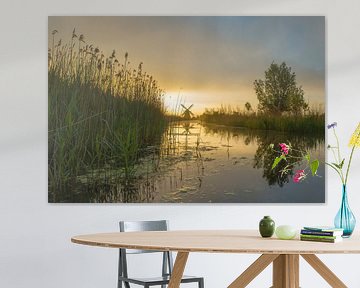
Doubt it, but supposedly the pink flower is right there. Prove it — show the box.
[293,169,306,183]
[279,143,289,155]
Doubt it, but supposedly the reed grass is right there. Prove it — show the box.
[200,105,324,135]
[48,30,167,201]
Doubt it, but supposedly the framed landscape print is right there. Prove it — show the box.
[48,16,325,203]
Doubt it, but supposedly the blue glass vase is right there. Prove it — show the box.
[334,185,356,237]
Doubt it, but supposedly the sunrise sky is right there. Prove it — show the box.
[48,16,325,114]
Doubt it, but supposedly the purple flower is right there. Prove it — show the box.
[327,122,337,129]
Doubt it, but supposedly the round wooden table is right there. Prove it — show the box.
[72,230,360,288]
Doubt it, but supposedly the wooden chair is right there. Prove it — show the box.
[118,220,204,288]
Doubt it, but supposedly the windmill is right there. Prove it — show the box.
[181,104,194,120]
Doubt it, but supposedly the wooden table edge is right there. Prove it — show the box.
[71,237,360,254]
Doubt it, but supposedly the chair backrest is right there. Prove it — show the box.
[119,220,169,254]
[118,220,174,283]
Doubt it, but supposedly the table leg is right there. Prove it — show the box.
[168,252,189,288]
[301,254,347,288]
[228,254,279,288]
[229,253,348,288]
[272,254,299,288]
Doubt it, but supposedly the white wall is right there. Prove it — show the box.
[1,0,360,287]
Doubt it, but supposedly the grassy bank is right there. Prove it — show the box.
[48,31,166,200]
[200,106,324,134]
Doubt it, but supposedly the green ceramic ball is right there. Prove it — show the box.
[275,225,297,240]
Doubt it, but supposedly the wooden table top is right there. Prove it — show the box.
[71,230,360,254]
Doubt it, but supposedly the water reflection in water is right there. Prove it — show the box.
[62,121,325,203]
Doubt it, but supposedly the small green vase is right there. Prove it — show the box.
[259,216,275,238]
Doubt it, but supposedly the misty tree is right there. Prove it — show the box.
[254,62,308,115]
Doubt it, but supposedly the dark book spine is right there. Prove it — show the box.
[300,237,336,243]
[300,230,335,236]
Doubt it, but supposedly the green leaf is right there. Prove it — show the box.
[310,160,320,176]
[339,158,345,169]
[332,161,345,169]
[272,155,285,170]
[272,157,281,170]
[305,153,310,163]
[332,162,340,169]
[269,143,274,149]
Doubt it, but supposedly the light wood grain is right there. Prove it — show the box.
[272,254,299,288]
[301,254,347,288]
[273,254,286,287]
[287,255,299,288]
[71,230,360,254]
[228,254,279,288]
[168,252,189,288]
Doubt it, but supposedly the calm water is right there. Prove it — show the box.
[59,121,325,203]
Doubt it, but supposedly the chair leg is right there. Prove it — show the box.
[118,279,130,288]
[198,278,204,288]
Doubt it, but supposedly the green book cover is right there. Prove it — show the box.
[300,236,342,243]
[300,234,338,240]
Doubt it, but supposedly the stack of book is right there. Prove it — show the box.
[300,226,344,243]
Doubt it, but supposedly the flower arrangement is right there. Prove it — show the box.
[327,122,360,186]
[271,122,360,184]
[271,122,360,237]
